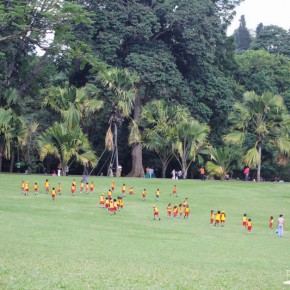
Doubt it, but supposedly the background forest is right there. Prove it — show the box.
[1,0,290,181]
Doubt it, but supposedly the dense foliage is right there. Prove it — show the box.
[1,0,290,181]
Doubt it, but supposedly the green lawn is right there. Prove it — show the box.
[0,174,289,289]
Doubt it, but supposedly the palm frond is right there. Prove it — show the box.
[223,131,246,146]
[243,147,260,167]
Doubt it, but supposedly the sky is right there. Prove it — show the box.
[227,0,290,35]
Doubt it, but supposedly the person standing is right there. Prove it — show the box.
[242,214,248,228]
[45,179,50,194]
[142,188,146,200]
[171,169,176,180]
[57,164,62,177]
[155,188,160,201]
[34,182,38,195]
[122,183,126,196]
[214,211,221,226]
[210,210,214,224]
[247,218,252,232]
[51,187,56,200]
[269,216,273,229]
[184,205,190,219]
[199,166,205,181]
[243,166,250,181]
[167,203,172,218]
[220,211,226,227]
[277,214,285,238]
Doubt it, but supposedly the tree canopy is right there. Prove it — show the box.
[2,0,290,180]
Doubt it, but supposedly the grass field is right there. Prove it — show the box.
[0,174,289,289]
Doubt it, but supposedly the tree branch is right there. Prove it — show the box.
[0,30,30,43]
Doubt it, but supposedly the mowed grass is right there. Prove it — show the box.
[0,174,289,290]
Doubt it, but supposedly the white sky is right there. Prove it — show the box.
[227,0,290,35]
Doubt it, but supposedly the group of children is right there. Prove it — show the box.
[99,187,125,215]
[165,199,190,219]
[210,210,226,227]
[21,179,95,199]
[209,212,276,233]
[153,200,191,221]
[242,213,252,232]
[20,180,283,233]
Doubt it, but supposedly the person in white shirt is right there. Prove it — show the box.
[277,214,285,238]
[171,169,176,180]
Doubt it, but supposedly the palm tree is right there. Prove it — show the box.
[43,84,103,129]
[205,146,241,180]
[0,108,27,172]
[172,117,210,179]
[140,100,190,178]
[223,91,290,181]
[100,68,138,117]
[38,123,98,176]
[100,67,140,177]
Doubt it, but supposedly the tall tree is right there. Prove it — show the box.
[252,25,290,57]
[235,50,290,107]
[255,23,264,37]
[0,108,27,172]
[223,91,290,181]
[100,67,140,176]
[140,100,190,178]
[79,0,240,174]
[38,122,98,176]
[0,0,93,95]
[233,15,251,52]
[172,118,210,179]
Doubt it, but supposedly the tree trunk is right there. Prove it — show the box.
[183,168,188,179]
[182,157,188,179]
[114,123,121,177]
[161,162,167,179]
[160,157,171,179]
[9,149,15,173]
[62,163,67,176]
[127,88,145,177]
[257,144,262,182]
[128,143,145,177]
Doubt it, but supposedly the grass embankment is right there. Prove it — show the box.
[0,174,289,289]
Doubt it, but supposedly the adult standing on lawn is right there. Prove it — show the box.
[199,166,205,181]
[277,214,285,238]
[243,166,250,181]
